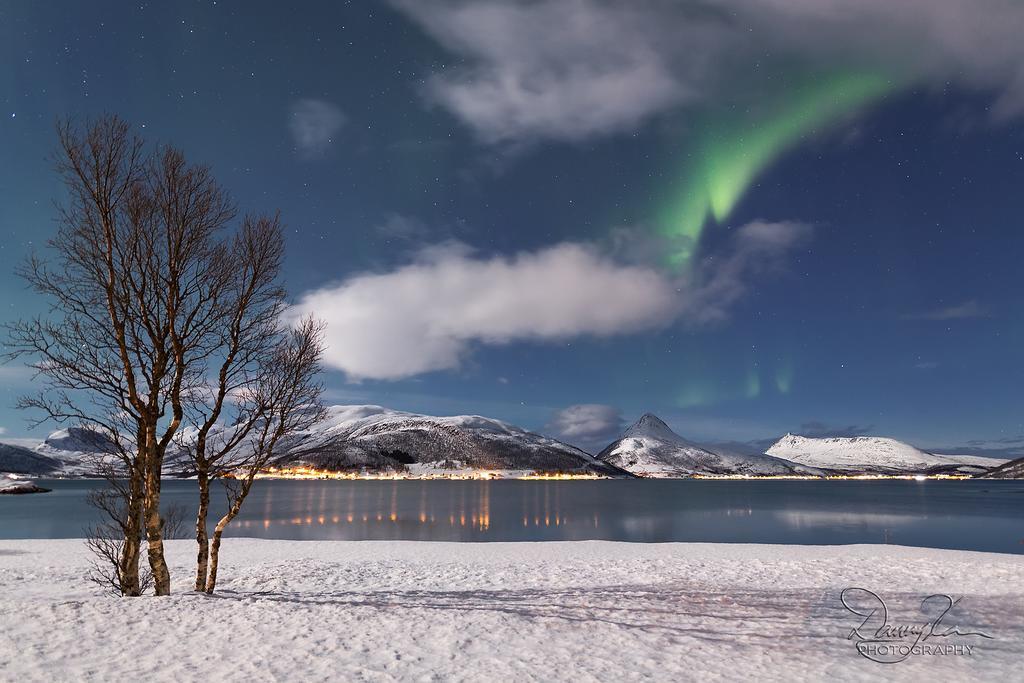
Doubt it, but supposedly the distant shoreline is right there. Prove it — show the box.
[7,472,1020,482]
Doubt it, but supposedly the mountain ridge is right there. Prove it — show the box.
[11,405,630,479]
[2,407,1014,478]
[597,414,821,478]
[766,433,1007,475]
[980,456,1024,479]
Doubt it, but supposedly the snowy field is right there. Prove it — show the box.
[1,540,1022,682]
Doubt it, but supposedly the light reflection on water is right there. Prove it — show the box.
[2,479,1023,553]
[236,480,545,534]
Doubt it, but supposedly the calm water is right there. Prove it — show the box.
[2,479,1023,553]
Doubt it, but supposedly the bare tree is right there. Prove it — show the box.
[85,475,187,596]
[4,118,150,595]
[4,115,312,596]
[167,212,324,592]
[188,318,325,593]
[84,474,153,596]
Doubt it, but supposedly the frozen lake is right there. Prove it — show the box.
[2,479,1022,553]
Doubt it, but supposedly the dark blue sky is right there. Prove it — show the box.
[2,1,1023,456]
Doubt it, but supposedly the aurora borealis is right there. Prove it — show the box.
[659,71,897,266]
[2,1,1024,458]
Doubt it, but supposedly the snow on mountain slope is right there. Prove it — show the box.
[598,414,820,478]
[21,406,629,478]
[282,405,628,476]
[30,427,173,477]
[35,427,112,456]
[979,456,1024,479]
[18,409,1011,478]
[766,434,1008,474]
[27,428,114,476]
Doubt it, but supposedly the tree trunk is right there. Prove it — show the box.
[205,490,247,594]
[143,443,171,596]
[205,515,231,594]
[194,471,210,591]
[118,471,144,597]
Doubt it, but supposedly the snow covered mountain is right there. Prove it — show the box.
[0,443,61,476]
[597,414,821,477]
[280,405,627,477]
[978,456,1024,479]
[10,409,1013,478]
[10,406,629,478]
[766,434,1008,475]
[36,427,113,456]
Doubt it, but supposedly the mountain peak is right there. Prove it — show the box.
[623,413,685,443]
[599,413,817,478]
[636,413,669,427]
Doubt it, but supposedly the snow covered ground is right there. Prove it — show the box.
[0,540,1021,681]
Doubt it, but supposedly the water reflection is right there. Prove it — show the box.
[224,479,1023,551]
[236,481,509,533]
[4,479,1023,553]
[774,509,923,529]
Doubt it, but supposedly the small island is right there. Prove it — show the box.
[0,478,51,495]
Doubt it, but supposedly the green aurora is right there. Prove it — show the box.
[660,71,898,408]
[674,356,793,409]
[659,71,897,267]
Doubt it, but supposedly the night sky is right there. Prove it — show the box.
[2,1,1023,457]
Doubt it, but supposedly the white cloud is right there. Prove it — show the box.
[290,220,810,381]
[289,99,346,158]
[0,427,6,436]
[393,0,700,144]
[291,242,679,380]
[546,404,623,452]
[393,0,1024,143]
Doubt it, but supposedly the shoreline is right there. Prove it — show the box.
[7,472,1020,481]
[4,535,1024,557]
